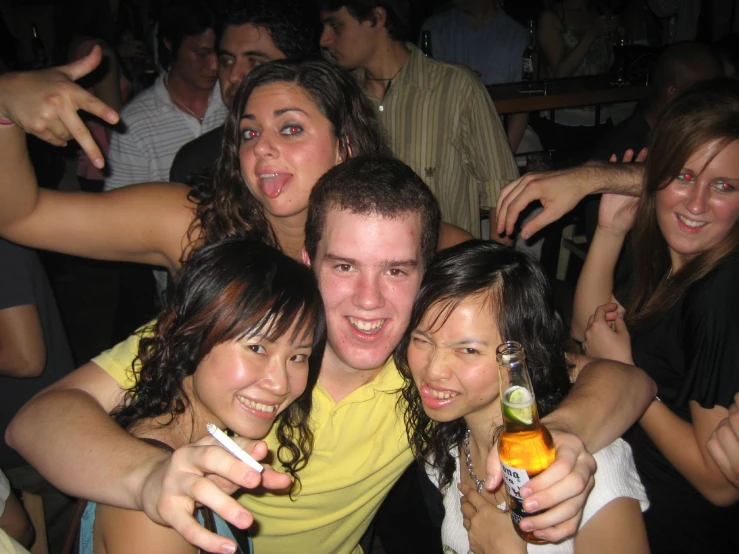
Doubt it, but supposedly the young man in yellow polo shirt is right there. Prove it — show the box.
[7,156,655,554]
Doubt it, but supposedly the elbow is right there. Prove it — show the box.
[701,484,739,507]
[1,351,47,378]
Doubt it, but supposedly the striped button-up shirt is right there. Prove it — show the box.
[104,74,228,190]
[364,44,519,237]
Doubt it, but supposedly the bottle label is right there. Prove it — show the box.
[501,462,531,526]
[522,58,534,76]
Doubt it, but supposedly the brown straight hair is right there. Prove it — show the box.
[626,78,739,330]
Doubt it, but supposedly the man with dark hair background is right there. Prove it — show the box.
[319,0,518,241]
[169,0,321,184]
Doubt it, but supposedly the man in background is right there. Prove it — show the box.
[319,0,519,241]
[170,0,321,184]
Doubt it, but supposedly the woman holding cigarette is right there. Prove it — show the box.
[74,238,325,554]
[396,241,650,553]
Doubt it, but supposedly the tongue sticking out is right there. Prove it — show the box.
[260,174,290,199]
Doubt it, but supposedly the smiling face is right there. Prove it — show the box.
[239,82,342,222]
[309,209,423,375]
[407,294,502,428]
[218,23,286,108]
[656,139,739,270]
[188,322,314,439]
[320,7,378,70]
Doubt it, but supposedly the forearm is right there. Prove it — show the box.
[584,161,644,195]
[507,113,528,153]
[0,122,41,236]
[640,402,739,505]
[6,388,168,509]
[553,34,595,78]
[571,228,624,339]
[543,359,655,453]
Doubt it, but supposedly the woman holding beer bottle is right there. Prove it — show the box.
[573,78,739,553]
[396,240,649,553]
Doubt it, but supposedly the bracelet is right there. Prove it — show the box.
[0,118,14,126]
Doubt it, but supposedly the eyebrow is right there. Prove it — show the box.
[241,107,309,121]
[411,329,489,347]
[218,48,272,59]
[324,253,419,268]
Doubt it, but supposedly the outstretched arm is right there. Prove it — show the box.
[0,48,193,273]
[496,155,646,240]
[6,361,289,554]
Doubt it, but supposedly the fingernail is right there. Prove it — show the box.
[94,158,104,169]
[220,544,236,554]
[524,499,539,512]
[520,486,532,498]
[484,476,496,490]
[521,230,530,240]
[520,521,534,532]
[235,511,250,527]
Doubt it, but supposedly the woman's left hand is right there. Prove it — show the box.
[459,483,526,554]
[583,303,633,364]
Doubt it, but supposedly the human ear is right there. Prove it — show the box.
[301,247,312,267]
[372,7,387,30]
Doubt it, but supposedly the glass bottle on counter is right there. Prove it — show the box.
[522,20,536,81]
[421,30,433,58]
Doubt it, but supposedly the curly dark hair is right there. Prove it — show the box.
[186,58,388,257]
[215,0,321,59]
[395,240,572,492]
[112,238,326,488]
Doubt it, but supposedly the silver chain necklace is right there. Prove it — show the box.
[463,428,509,511]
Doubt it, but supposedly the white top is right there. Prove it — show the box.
[427,438,649,554]
[104,73,227,190]
[0,469,10,517]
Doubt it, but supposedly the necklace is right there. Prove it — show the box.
[463,429,508,511]
[364,66,402,97]
[165,76,204,123]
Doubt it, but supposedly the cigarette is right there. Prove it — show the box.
[206,423,264,473]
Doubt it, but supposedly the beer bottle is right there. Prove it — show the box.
[522,20,536,81]
[31,24,48,68]
[421,30,433,58]
[497,341,556,544]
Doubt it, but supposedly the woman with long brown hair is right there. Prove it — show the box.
[572,78,739,553]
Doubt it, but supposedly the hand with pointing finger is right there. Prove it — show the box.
[0,45,119,168]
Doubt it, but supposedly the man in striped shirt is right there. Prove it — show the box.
[104,1,228,192]
[319,0,519,240]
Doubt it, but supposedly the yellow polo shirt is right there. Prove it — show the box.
[93,332,413,554]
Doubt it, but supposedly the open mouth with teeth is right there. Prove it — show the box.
[347,316,386,335]
[237,395,279,414]
[676,213,708,229]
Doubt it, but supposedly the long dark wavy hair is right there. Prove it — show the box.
[186,58,389,257]
[112,239,326,488]
[395,241,572,491]
[626,78,739,330]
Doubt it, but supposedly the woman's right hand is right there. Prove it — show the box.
[140,436,292,554]
[0,46,119,168]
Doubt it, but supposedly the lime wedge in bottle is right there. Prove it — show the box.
[503,386,534,425]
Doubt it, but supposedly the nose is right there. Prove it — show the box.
[230,60,247,85]
[425,349,452,382]
[320,26,332,48]
[261,357,290,396]
[686,182,709,215]
[206,52,218,75]
[253,131,277,158]
[353,272,384,311]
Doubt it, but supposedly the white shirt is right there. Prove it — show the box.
[104,74,227,190]
[427,438,649,554]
